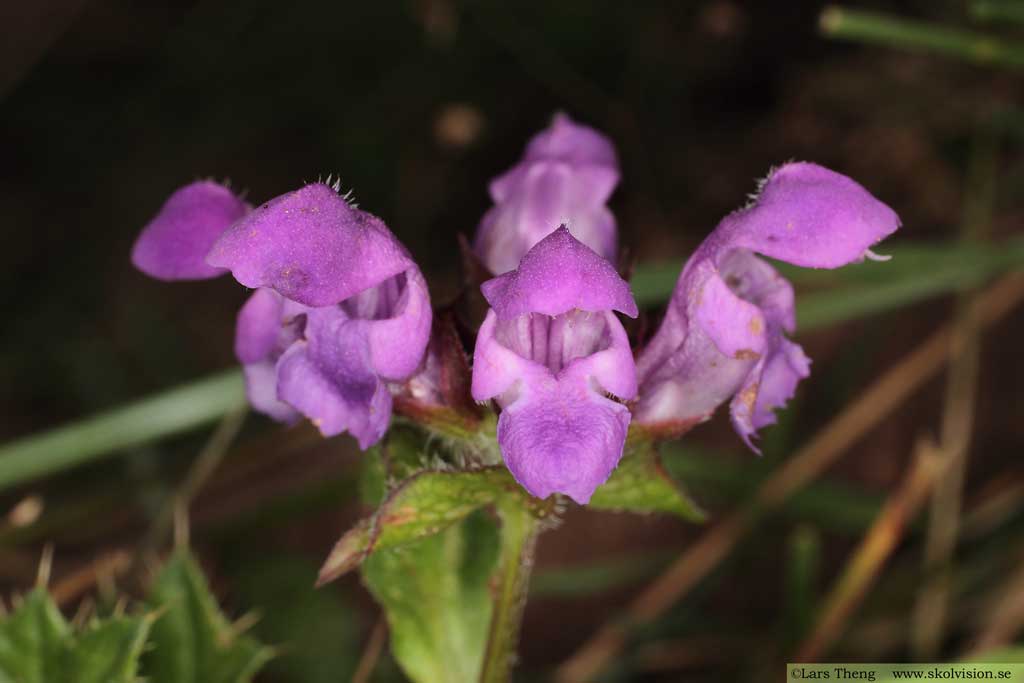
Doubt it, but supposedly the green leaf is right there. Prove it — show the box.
[318,466,517,585]
[589,444,705,520]
[66,616,153,683]
[362,510,500,683]
[0,588,151,683]
[359,445,389,506]
[144,549,273,683]
[0,589,69,683]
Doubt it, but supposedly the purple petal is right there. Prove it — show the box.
[344,268,433,381]
[711,162,900,269]
[521,112,618,168]
[234,288,307,423]
[276,307,392,448]
[474,113,620,275]
[476,164,618,275]
[634,162,899,445]
[497,380,631,504]
[472,305,636,503]
[633,255,786,431]
[131,180,248,281]
[473,308,636,403]
[207,183,414,307]
[235,288,285,364]
[633,305,757,428]
[243,361,300,423]
[470,309,530,402]
[480,227,637,320]
[730,338,810,452]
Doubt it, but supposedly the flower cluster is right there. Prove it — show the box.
[133,114,899,504]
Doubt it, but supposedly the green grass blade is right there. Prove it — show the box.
[819,5,1024,69]
[0,369,245,490]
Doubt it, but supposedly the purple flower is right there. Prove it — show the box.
[473,113,620,275]
[633,162,900,450]
[234,287,303,424]
[131,180,431,447]
[471,226,638,504]
[131,180,249,280]
[209,183,432,447]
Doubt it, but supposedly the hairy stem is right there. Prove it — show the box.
[480,500,540,683]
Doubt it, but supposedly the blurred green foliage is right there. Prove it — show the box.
[0,549,272,683]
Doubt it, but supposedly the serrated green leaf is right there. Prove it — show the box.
[362,510,500,683]
[144,549,273,683]
[0,589,69,683]
[318,466,517,585]
[0,588,151,683]
[589,444,705,520]
[66,615,152,683]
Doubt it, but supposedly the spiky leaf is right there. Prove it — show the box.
[0,588,150,683]
[144,549,273,683]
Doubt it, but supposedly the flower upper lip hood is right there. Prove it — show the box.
[480,225,637,320]
[633,161,900,450]
[216,182,432,447]
[131,180,249,281]
[702,162,901,269]
[473,113,621,276]
[472,226,639,504]
[519,111,618,168]
[207,182,415,308]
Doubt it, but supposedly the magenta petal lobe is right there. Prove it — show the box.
[276,308,392,448]
[522,112,618,168]
[730,337,810,452]
[481,227,637,320]
[235,288,286,364]
[717,162,900,269]
[498,381,631,504]
[352,269,433,381]
[473,113,621,275]
[207,183,414,307]
[131,180,249,281]
[243,361,300,424]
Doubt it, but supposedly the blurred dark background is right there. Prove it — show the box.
[1,1,1022,681]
